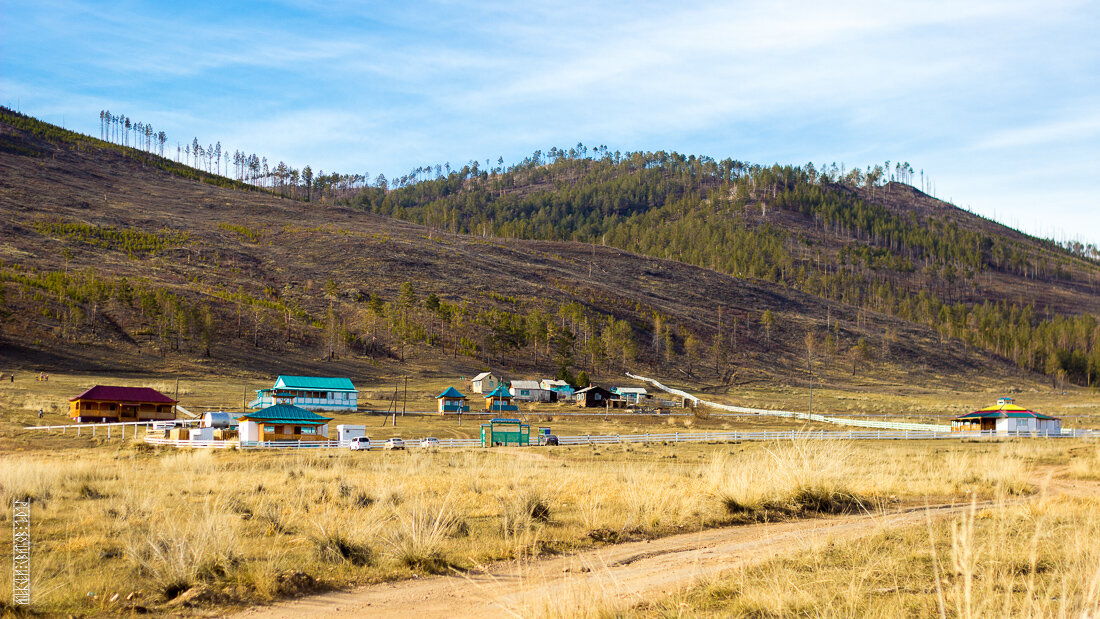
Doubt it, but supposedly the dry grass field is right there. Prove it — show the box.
[2,371,1100,616]
[1,437,1097,616]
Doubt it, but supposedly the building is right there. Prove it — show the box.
[484,383,519,413]
[470,372,502,394]
[574,385,624,408]
[612,387,648,404]
[951,398,1062,435]
[249,376,357,411]
[435,386,470,414]
[540,379,575,400]
[510,380,552,402]
[69,386,178,423]
[238,401,333,442]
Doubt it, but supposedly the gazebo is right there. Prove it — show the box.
[435,386,470,414]
[951,398,1061,435]
[484,383,518,413]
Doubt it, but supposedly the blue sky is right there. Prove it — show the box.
[3,0,1098,243]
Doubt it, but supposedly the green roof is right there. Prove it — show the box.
[241,403,333,424]
[274,375,356,391]
[436,386,466,399]
[485,384,512,399]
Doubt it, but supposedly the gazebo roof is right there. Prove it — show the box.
[484,384,512,399]
[436,386,466,399]
[70,385,177,404]
[953,401,1058,421]
[239,403,333,425]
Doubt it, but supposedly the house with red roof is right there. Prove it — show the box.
[68,385,178,423]
[951,397,1062,435]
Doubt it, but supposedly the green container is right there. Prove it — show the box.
[480,418,530,447]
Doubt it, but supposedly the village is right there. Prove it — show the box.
[38,370,1072,451]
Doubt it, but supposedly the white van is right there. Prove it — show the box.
[349,436,372,451]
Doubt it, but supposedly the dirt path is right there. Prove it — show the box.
[237,502,981,618]
[239,474,1100,618]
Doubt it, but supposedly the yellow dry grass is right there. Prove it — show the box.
[0,438,1091,616]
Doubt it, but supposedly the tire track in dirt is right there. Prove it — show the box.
[238,474,1100,618]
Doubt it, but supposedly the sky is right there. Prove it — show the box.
[2,0,1098,243]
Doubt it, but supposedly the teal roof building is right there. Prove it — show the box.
[249,375,358,411]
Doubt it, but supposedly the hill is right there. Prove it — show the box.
[0,108,1093,390]
[350,149,1100,386]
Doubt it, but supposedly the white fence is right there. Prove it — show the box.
[627,373,953,431]
[141,428,1096,450]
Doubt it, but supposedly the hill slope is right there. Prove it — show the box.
[0,110,1087,390]
[350,150,1100,385]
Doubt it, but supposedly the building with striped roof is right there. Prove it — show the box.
[951,397,1061,435]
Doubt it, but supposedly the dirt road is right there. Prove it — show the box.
[238,501,988,618]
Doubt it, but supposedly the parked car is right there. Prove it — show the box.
[419,437,440,449]
[538,434,559,446]
[383,437,406,450]
[348,436,372,451]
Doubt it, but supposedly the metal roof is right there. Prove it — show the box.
[510,380,542,390]
[240,403,333,424]
[70,385,177,403]
[273,376,356,391]
[472,372,497,381]
[484,384,513,398]
[436,386,466,399]
[953,400,1058,421]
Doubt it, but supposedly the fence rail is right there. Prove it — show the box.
[142,428,1096,450]
[627,372,953,431]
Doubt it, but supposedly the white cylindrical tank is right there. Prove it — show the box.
[203,412,233,428]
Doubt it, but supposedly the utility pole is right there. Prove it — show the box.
[402,375,408,416]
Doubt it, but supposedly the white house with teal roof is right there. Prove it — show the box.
[249,375,358,412]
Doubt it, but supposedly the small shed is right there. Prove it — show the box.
[951,398,1062,435]
[436,386,470,414]
[238,402,332,442]
[480,418,530,447]
[575,385,624,408]
[470,372,503,394]
[484,383,519,413]
[510,380,552,402]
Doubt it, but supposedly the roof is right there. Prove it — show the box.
[541,379,571,388]
[484,384,513,398]
[614,387,648,395]
[70,385,177,404]
[436,386,466,399]
[239,403,333,424]
[953,401,1058,421]
[274,376,356,391]
[472,372,498,381]
[510,380,542,390]
[575,386,614,395]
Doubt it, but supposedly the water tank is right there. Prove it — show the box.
[203,412,233,428]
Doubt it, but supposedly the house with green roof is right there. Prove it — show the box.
[435,386,470,414]
[483,383,518,413]
[248,375,358,411]
[238,401,333,442]
[951,397,1062,435]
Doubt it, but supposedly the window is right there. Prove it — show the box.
[264,426,275,433]
[301,427,316,434]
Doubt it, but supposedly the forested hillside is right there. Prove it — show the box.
[351,149,1100,386]
[0,108,1096,390]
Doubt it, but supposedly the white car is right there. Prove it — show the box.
[419,437,440,449]
[348,436,372,451]
[383,437,406,450]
